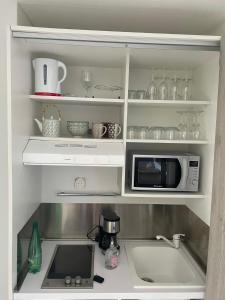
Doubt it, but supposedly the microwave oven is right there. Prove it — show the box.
[129,152,200,192]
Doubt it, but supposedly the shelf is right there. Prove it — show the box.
[128,99,210,107]
[123,187,205,199]
[29,136,124,143]
[29,95,125,106]
[126,139,208,145]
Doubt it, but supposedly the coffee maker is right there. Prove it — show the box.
[97,210,120,251]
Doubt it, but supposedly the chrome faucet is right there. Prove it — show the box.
[156,233,185,249]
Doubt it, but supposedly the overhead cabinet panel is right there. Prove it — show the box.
[11,26,221,50]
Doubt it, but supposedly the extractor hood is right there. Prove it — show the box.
[23,139,124,167]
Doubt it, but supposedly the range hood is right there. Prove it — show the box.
[23,139,124,167]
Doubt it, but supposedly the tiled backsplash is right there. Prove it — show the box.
[17,203,209,289]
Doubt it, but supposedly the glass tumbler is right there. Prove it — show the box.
[137,126,148,139]
[149,127,165,140]
[136,90,146,99]
[127,126,136,139]
[165,127,180,140]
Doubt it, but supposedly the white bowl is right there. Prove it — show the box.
[67,121,89,137]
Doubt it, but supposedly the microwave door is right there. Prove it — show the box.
[133,158,165,189]
[177,158,189,190]
[164,159,182,189]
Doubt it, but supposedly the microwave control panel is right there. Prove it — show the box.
[188,160,200,190]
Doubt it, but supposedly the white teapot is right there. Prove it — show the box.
[34,105,61,137]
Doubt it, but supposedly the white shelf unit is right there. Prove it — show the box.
[10,26,220,211]
[123,187,205,199]
[29,95,125,106]
[29,136,124,143]
[126,139,208,144]
[128,99,210,107]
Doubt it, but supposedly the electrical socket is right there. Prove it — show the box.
[74,177,86,190]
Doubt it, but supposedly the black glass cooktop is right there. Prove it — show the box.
[42,245,94,289]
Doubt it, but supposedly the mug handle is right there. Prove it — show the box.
[115,125,122,138]
[58,61,67,84]
[101,126,107,137]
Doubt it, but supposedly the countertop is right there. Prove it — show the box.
[14,240,205,300]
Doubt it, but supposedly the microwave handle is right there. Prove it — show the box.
[179,158,189,189]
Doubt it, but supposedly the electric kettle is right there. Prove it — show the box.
[32,58,67,96]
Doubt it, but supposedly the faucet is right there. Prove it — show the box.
[156,233,185,249]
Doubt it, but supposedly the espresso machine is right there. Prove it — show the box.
[97,210,120,251]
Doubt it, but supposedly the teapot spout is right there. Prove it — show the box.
[34,118,42,133]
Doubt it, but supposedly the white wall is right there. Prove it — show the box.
[0,2,17,300]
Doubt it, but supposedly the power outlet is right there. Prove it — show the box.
[74,177,86,190]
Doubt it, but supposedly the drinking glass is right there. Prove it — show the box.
[181,76,192,101]
[170,74,180,100]
[158,70,168,100]
[177,111,188,139]
[81,70,93,97]
[146,70,157,100]
[137,126,148,139]
[165,127,180,140]
[149,127,165,140]
[127,126,136,139]
[189,111,202,140]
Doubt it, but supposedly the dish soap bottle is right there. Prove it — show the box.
[105,238,119,270]
[28,222,42,273]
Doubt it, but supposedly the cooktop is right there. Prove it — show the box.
[42,244,95,289]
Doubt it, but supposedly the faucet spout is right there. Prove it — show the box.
[156,235,176,248]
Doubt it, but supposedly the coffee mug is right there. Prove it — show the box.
[92,123,107,139]
[107,122,122,139]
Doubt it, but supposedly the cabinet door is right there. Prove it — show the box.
[205,37,225,300]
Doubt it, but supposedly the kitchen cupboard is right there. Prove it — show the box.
[9,26,220,288]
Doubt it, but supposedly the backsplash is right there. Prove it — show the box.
[17,203,209,289]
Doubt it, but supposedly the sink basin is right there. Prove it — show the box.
[125,241,205,289]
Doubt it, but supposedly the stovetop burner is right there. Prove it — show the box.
[42,245,95,289]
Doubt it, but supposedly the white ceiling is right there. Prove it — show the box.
[18,0,225,35]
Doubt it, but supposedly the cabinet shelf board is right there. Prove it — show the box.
[128,99,210,107]
[29,95,125,106]
[123,188,204,199]
[126,139,208,145]
[29,136,124,144]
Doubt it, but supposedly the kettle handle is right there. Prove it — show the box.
[57,61,67,84]
[42,104,62,121]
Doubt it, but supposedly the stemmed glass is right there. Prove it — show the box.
[81,70,93,97]
[177,111,188,140]
[170,73,180,100]
[147,70,157,100]
[182,76,192,101]
[158,70,168,100]
[189,111,202,140]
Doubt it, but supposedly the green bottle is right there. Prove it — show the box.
[28,222,42,273]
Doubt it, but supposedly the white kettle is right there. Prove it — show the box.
[32,58,67,96]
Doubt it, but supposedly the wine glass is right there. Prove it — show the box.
[170,73,180,100]
[147,70,157,100]
[189,111,203,140]
[177,111,188,140]
[158,70,168,100]
[81,70,93,97]
[182,75,192,101]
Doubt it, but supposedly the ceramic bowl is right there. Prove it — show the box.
[67,121,89,137]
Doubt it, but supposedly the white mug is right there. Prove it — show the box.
[92,123,107,139]
[32,58,67,96]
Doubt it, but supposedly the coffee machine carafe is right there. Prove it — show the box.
[97,211,120,251]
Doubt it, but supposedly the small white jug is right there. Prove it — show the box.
[34,105,61,137]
